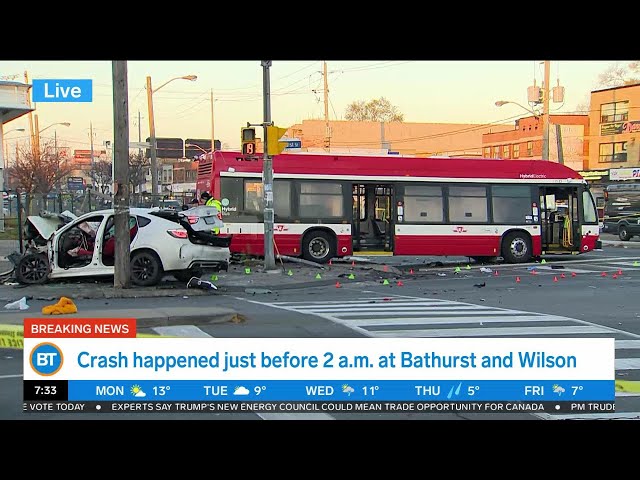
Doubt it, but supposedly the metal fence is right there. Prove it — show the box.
[0,191,199,256]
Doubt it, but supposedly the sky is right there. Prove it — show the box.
[0,60,627,154]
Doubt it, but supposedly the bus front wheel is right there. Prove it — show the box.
[302,230,335,264]
[501,232,532,264]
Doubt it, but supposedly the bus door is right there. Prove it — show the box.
[538,186,581,253]
[352,184,394,253]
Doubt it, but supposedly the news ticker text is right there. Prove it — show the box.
[23,400,615,414]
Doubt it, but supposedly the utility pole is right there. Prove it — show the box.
[34,114,40,157]
[112,61,131,289]
[146,76,159,203]
[89,121,95,166]
[24,71,35,154]
[542,60,551,161]
[323,61,330,150]
[211,89,215,151]
[555,124,564,165]
[262,60,276,271]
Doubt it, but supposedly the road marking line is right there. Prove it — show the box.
[0,374,22,379]
[151,325,212,337]
[344,315,569,327]
[371,325,612,337]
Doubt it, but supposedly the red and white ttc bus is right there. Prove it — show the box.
[196,151,602,264]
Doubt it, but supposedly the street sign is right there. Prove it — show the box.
[286,140,302,149]
[67,177,85,191]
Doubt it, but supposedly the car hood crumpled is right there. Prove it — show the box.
[25,210,78,240]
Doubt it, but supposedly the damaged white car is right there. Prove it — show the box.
[16,207,231,286]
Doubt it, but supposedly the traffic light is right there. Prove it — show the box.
[266,125,288,156]
[241,127,256,155]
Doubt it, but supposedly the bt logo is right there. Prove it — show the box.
[29,342,64,376]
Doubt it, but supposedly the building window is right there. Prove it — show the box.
[601,101,629,123]
[503,145,510,159]
[526,141,533,156]
[493,146,500,159]
[513,144,520,158]
[598,142,627,163]
[483,147,490,157]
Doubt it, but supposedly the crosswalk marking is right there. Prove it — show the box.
[249,293,640,419]
[531,266,603,274]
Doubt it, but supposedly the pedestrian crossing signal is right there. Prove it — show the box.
[241,127,256,156]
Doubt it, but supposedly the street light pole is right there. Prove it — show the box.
[146,76,158,203]
[146,74,197,205]
[542,60,551,161]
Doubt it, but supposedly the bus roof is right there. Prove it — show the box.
[206,151,584,182]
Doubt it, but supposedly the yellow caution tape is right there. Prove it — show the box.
[615,380,640,393]
[0,324,24,349]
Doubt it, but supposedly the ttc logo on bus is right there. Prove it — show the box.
[29,342,64,376]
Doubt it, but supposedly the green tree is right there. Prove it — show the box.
[345,97,404,122]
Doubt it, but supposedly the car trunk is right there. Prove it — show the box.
[150,210,232,248]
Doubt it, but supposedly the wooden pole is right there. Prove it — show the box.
[112,61,131,289]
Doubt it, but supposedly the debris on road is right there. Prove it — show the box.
[4,296,29,310]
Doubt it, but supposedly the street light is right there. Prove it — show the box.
[39,122,71,134]
[146,74,198,204]
[495,100,539,117]
[33,115,71,157]
[185,143,210,155]
[2,128,26,169]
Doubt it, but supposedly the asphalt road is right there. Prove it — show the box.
[3,246,640,420]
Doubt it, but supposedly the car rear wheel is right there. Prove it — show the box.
[15,253,49,284]
[130,251,163,286]
[619,225,632,241]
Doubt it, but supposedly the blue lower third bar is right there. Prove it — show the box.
[67,380,615,402]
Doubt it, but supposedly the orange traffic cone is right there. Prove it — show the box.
[618,269,623,275]
[516,276,521,283]
[351,260,355,267]
[571,272,577,277]
[553,276,558,282]
[409,268,414,274]
[494,270,499,276]
[601,272,608,277]
[383,265,388,272]
[335,281,341,288]
[531,269,538,275]
[560,273,566,278]
[397,280,404,286]
[329,259,332,266]
[612,274,618,279]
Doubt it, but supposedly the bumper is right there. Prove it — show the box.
[178,243,230,271]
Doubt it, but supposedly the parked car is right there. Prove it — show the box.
[602,184,640,241]
[15,207,231,286]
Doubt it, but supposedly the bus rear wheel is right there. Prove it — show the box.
[302,230,335,264]
[501,232,532,264]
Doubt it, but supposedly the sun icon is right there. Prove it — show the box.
[130,384,142,395]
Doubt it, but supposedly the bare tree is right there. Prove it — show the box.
[574,94,591,115]
[129,151,150,195]
[7,140,73,213]
[345,97,404,122]
[597,61,640,88]
[88,159,113,194]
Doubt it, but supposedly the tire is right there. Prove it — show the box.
[15,253,50,285]
[130,250,164,286]
[501,232,532,264]
[173,268,203,284]
[619,224,632,241]
[302,230,335,264]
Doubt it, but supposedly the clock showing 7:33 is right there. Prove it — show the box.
[24,380,68,401]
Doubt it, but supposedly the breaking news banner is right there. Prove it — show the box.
[23,318,616,414]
